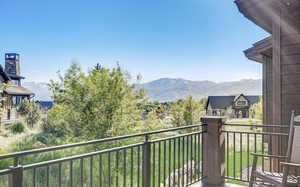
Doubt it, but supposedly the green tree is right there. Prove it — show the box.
[171,96,204,127]
[171,99,185,127]
[17,99,42,128]
[250,98,263,122]
[48,62,161,140]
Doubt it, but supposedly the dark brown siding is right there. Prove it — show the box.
[281,33,300,127]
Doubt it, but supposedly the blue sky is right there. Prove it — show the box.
[0,0,269,83]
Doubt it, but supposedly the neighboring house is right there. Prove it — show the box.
[0,53,34,125]
[36,101,54,111]
[205,94,260,118]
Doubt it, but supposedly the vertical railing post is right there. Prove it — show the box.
[9,165,23,187]
[142,135,151,187]
[201,116,226,185]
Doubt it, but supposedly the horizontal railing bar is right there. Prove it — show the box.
[150,131,206,143]
[23,143,144,170]
[0,124,204,160]
[224,123,289,128]
[222,130,288,136]
[0,168,13,176]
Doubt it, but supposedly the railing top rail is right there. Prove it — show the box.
[0,124,204,160]
[222,129,289,136]
[0,168,13,177]
[22,142,144,171]
[224,123,289,128]
[150,130,206,143]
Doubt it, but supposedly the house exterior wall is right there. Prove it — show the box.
[1,107,24,125]
[233,96,249,108]
[281,32,300,127]
[0,94,25,125]
[206,103,213,116]
[206,96,256,118]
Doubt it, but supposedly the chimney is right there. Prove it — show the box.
[5,53,20,76]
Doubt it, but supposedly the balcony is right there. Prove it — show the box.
[0,117,289,187]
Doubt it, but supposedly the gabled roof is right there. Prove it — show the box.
[206,96,235,110]
[7,74,25,80]
[247,96,260,105]
[4,86,34,96]
[206,94,260,110]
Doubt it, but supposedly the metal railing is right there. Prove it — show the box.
[2,119,290,186]
[223,123,289,183]
[0,124,206,187]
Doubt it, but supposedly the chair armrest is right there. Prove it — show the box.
[251,153,287,159]
[281,162,300,168]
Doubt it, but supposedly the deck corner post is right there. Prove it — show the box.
[201,116,226,185]
[142,135,151,187]
[9,165,23,187]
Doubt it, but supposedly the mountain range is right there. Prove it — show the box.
[23,82,53,101]
[135,78,262,101]
[22,78,262,102]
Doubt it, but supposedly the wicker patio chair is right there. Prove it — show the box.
[249,111,300,187]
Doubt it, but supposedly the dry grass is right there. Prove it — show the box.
[0,124,41,151]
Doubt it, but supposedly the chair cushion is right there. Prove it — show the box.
[291,126,300,163]
[255,170,298,184]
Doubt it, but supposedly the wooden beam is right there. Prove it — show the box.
[262,55,267,126]
[272,10,282,128]
[271,8,282,171]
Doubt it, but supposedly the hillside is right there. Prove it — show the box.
[136,78,262,101]
[23,82,53,101]
[23,78,262,102]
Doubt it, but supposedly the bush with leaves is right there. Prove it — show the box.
[249,97,263,123]
[17,100,42,128]
[6,121,25,134]
[171,96,206,127]
[41,106,67,137]
[0,83,8,119]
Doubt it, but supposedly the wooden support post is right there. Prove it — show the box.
[272,9,282,172]
[9,165,23,187]
[142,135,151,187]
[201,117,226,185]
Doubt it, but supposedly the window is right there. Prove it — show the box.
[237,101,247,106]
[7,109,11,120]
[12,96,17,106]
[11,80,20,86]
[11,96,22,106]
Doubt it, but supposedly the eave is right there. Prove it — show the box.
[244,37,272,63]
[235,0,300,34]
[235,0,275,33]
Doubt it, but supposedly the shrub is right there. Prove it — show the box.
[17,100,42,128]
[41,117,66,137]
[0,150,12,170]
[7,121,25,134]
